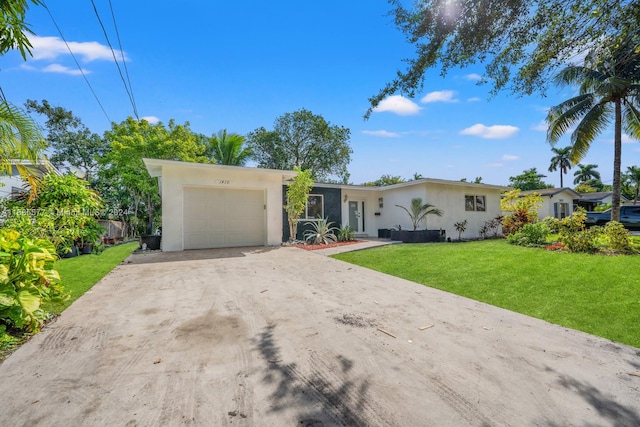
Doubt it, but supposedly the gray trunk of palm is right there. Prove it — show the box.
[611,99,622,222]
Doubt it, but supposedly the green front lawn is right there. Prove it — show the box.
[333,240,640,348]
[45,242,138,314]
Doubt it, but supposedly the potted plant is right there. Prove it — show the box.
[391,198,445,243]
[78,220,105,254]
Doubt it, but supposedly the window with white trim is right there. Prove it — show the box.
[465,195,486,212]
[305,194,324,219]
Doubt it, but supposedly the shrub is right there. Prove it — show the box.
[453,220,468,240]
[337,225,356,242]
[303,219,338,244]
[559,226,603,253]
[542,216,561,233]
[507,222,551,247]
[602,221,637,254]
[480,216,502,239]
[0,230,66,333]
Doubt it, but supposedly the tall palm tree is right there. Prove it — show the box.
[624,165,640,204]
[573,163,601,185]
[548,146,572,187]
[547,34,640,221]
[208,129,252,166]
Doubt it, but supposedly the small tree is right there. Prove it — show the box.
[284,168,313,242]
[500,189,543,235]
[395,198,443,231]
[454,220,468,240]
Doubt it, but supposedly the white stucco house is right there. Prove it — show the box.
[144,159,508,251]
[0,159,61,199]
[519,188,582,221]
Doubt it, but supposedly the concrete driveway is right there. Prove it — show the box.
[1,246,639,426]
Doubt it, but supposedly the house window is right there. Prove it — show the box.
[465,195,486,212]
[305,194,324,219]
[554,202,570,218]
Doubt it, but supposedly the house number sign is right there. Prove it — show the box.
[217,180,230,184]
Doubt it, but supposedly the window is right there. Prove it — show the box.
[465,195,486,212]
[305,194,324,219]
[554,202,570,218]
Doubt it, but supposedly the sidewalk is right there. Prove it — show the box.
[310,238,401,256]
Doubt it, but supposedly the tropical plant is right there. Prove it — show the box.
[363,174,405,186]
[508,168,552,191]
[0,229,66,333]
[284,168,314,242]
[548,146,572,187]
[453,220,468,240]
[506,222,551,247]
[547,34,640,222]
[623,165,640,204]
[479,216,502,239]
[303,218,338,245]
[573,164,601,185]
[395,197,443,231]
[337,225,356,242]
[500,189,543,235]
[206,129,252,166]
[602,221,636,254]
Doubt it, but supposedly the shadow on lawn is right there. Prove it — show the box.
[252,324,376,426]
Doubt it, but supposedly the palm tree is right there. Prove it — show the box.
[547,34,640,221]
[208,129,252,166]
[624,165,640,204]
[573,163,601,185]
[548,146,572,187]
[395,197,443,230]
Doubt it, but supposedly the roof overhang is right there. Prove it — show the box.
[143,158,298,181]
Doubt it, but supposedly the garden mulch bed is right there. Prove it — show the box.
[294,240,363,251]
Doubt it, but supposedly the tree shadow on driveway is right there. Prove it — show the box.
[252,324,378,426]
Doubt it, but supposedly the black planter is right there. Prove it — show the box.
[390,229,445,243]
[140,235,161,250]
[79,244,93,255]
[61,245,79,258]
[378,228,392,239]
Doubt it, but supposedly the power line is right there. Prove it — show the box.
[90,0,139,120]
[108,0,138,119]
[41,1,112,123]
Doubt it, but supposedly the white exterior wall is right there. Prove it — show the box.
[338,189,380,235]
[159,164,285,251]
[536,191,576,221]
[377,185,428,231]
[0,175,25,199]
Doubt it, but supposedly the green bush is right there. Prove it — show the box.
[602,221,637,254]
[337,225,356,242]
[542,216,561,233]
[0,230,66,333]
[507,222,551,247]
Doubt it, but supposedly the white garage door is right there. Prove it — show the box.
[183,187,266,249]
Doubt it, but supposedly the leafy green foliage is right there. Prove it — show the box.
[479,217,502,239]
[453,219,468,240]
[362,174,405,186]
[500,190,543,235]
[0,0,42,59]
[303,219,338,245]
[557,210,601,253]
[0,229,66,333]
[602,221,637,254]
[395,197,443,231]
[247,109,352,182]
[206,129,252,166]
[367,0,639,117]
[547,34,640,222]
[508,168,553,191]
[506,222,551,247]
[284,168,314,242]
[337,225,356,242]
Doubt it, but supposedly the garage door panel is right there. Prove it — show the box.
[183,187,266,249]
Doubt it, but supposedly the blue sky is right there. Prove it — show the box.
[2,0,639,187]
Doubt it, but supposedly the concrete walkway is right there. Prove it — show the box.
[310,237,400,256]
[0,246,639,426]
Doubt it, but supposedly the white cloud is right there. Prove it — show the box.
[42,63,86,75]
[459,123,520,139]
[464,73,483,81]
[141,116,160,124]
[467,97,481,102]
[28,35,127,62]
[502,154,519,161]
[622,134,638,144]
[372,95,421,116]
[485,162,504,168]
[362,130,400,138]
[532,120,548,132]
[420,90,458,103]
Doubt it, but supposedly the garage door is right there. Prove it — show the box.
[183,187,266,249]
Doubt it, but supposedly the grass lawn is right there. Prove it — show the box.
[44,242,138,314]
[333,239,640,349]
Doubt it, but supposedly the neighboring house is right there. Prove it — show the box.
[520,188,581,221]
[145,158,508,251]
[0,159,61,199]
[575,191,628,211]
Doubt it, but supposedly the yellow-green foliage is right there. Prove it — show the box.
[500,189,543,235]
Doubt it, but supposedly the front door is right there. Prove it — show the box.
[348,200,364,232]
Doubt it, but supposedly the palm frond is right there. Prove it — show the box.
[570,102,612,162]
[546,95,594,143]
[622,101,640,140]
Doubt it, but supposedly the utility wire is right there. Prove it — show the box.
[41,1,112,123]
[90,0,139,120]
[108,0,138,118]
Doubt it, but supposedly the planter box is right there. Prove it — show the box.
[60,245,79,258]
[79,244,93,255]
[140,235,161,250]
[390,229,445,243]
[378,228,392,239]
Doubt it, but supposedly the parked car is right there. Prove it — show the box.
[585,205,640,229]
